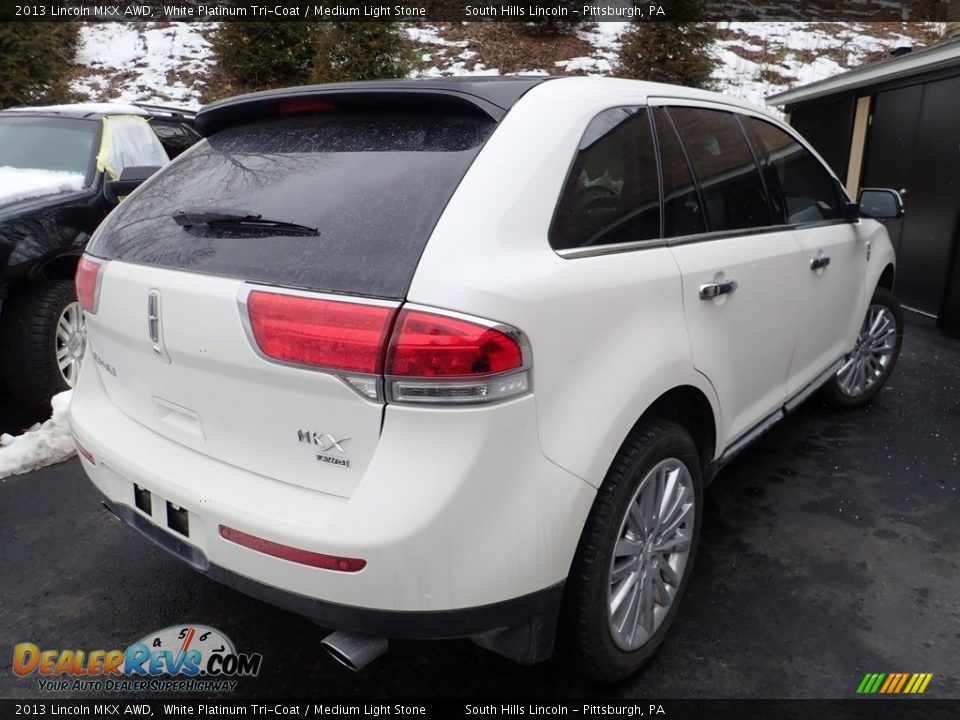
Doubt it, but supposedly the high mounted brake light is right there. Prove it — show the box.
[75,255,105,313]
[242,289,531,405]
[275,99,340,116]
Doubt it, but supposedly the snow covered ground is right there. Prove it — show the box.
[67,21,943,112]
[72,22,213,108]
[0,167,85,206]
[0,392,75,479]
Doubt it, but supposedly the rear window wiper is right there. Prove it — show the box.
[173,207,319,236]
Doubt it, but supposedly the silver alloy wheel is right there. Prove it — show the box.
[55,301,85,387]
[835,304,897,398]
[607,457,695,651]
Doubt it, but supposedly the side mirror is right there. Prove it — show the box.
[104,165,161,204]
[858,188,904,219]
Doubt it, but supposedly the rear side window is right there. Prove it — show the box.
[550,107,660,250]
[744,117,845,225]
[653,109,706,238]
[668,107,771,233]
[88,112,495,299]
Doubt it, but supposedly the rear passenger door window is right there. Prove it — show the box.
[744,117,845,225]
[550,107,660,251]
[668,107,771,232]
[653,108,706,238]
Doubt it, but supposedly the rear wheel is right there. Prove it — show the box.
[821,287,902,409]
[0,280,83,414]
[564,420,702,683]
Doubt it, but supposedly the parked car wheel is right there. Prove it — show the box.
[0,280,83,413]
[564,420,703,683]
[821,287,903,409]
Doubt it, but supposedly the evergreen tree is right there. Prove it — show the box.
[0,24,80,109]
[209,22,319,92]
[311,22,415,83]
[617,10,717,89]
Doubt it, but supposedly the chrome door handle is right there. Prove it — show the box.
[810,255,831,271]
[699,279,738,300]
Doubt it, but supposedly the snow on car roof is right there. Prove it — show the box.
[5,103,151,117]
[4,102,194,119]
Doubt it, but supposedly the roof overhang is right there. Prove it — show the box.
[195,78,553,136]
[767,36,960,107]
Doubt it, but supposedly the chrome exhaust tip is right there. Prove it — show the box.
[321,631,388,671]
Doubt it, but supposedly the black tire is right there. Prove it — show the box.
[820,287,903,410]
[0,280,79,414]
[563,419,703,684]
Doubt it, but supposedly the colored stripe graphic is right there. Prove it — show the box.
[857,672,932,694]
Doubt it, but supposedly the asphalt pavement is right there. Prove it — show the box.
[1,314,958,699]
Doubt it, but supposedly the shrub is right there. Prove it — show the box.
[520,2,583,36]
[209,22,319,92]
[0,24,80,109]
[617,11,718,89]
[311,22,415,83]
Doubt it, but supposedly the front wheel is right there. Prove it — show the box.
[821,287,903,409]
[563,420,702,683]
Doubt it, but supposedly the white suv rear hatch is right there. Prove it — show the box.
[81,110,496,498]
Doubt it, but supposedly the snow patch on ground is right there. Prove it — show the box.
[711,22,941,107]
[0,167,85,205]
[0,392,75,479]
[67,21,942,113]
[72,22,213,108]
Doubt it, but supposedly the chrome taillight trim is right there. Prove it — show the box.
[384,302,534,407]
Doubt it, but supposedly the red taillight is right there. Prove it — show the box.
[75,256,104,313]
[246,291,396,374]
[219,525,366,572]
[386,309,524,377]
[243,288,531,404]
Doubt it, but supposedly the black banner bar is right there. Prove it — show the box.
[0,0,954,23]
[2,700,960,720]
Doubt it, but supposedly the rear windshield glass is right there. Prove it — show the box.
[88,112,495,299]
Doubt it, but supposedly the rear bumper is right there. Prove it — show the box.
[69,343,595,658]
[97,489,563,643]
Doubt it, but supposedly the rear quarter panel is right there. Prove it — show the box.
[407,80,722,487]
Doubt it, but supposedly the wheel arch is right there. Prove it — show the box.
[30,251,82,282]
[628,385,718,481]
[877,263,895,292]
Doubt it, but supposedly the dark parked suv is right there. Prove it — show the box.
[0,103,200,412]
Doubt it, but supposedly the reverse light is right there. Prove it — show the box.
[219,525,366,572]
[75,256,105,313]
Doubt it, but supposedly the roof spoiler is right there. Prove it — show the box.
[195,79,552,136]
[133,102,197,120]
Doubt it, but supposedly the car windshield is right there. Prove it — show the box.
[0,116,99,185]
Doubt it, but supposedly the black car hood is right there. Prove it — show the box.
[0,188,93,221]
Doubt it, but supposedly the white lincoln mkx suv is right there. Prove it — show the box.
[69,77,904,682]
